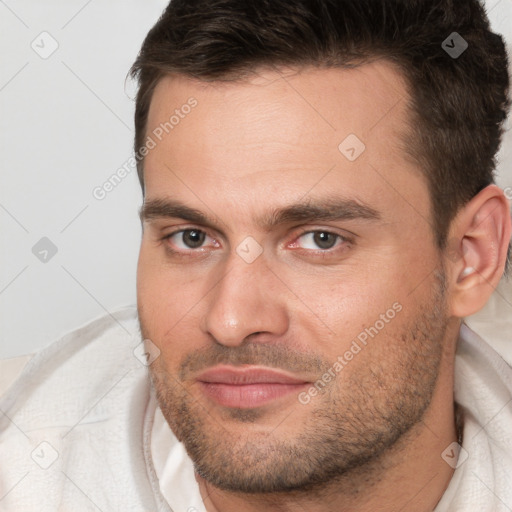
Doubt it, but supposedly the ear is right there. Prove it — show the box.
[446,185,511,318]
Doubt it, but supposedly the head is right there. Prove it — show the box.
[133,0,511,496]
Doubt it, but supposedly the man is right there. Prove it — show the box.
[1,0,511,510]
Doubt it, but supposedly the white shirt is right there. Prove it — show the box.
[1,307,511,511]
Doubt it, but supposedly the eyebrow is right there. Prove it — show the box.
[139,196,381,231]
[261,197,381,227]
[140,199,221,229]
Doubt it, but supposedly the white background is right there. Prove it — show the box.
[1,0,511,359]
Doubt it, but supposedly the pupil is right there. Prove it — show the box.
[314,232,336,249]
[184,230,205,248]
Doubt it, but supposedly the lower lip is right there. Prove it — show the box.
[199,382,308,409]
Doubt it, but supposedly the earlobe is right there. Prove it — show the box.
[447,185,511,318]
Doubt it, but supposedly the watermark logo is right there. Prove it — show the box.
[236,236,263,264]
[442,32,468,59]
[441,442,468,469]
[338,134,366,162]
[133,339,161,366]
[31,441,59,469]
[31,31,59,59]
[32,237,58,263]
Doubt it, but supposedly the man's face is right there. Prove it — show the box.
[137,63,449,492]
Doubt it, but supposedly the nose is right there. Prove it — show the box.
[202,249,289,347]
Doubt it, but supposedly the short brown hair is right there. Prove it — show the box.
[130,0,510,248]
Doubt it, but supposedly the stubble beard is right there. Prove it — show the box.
[142,272,448,495]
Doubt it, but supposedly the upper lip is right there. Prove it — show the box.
[196,365,310,385]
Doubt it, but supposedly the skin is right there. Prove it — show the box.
[136,62,511,511]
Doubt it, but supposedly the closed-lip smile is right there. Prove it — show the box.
[196,365,310,409]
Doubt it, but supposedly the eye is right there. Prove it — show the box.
[165,229,215,250]
[294,231,346,251]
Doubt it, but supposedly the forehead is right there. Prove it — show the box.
[147,61,411,151]
[143,62,430,231]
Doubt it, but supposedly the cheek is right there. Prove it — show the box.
[136,244,208,357]
[291,264,418,365]
[137,240,188,306]
[137,245,179,338]
[292,267,397,327]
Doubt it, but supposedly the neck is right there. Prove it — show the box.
[197,328,460,512]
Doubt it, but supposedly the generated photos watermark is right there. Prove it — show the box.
[298,301,403,405]
[92,97,198,200]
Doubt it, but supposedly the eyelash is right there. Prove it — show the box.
[162,229,218,255]
[288,229,350,254]
[161,227,352,257]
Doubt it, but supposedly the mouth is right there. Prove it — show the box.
[196,365,310,409]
